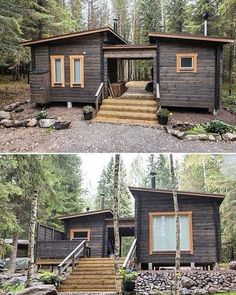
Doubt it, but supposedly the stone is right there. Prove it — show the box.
[221,133,236,141]
[0,111,12,121]
[14,119,30,128]
[26,118,38,127]
[229,261,236,270]
[208,287,217,294]
[171,129,185,139]
[14,107,24,113]
[3,102,22,112]
[208,135,216,141]
[181,276,197,288]
[53,121,71,130]
[39,119,56,128]
[0,119,15,128]
[198,134,209,141]
[185,135,200,141]
[15,285,58,295]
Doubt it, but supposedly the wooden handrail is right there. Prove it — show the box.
[122,238,137,270]
[58,240,86,277]
[95,82,104,113]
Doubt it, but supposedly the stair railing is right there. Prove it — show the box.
[95,82,104,114]
[122,238,137,271]
[58,240,87,277]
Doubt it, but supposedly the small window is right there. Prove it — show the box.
[50,56,65,87]
[70,55,84,88]
[176,53,197,73]
[149,212,193,254]
[70,228,90,241]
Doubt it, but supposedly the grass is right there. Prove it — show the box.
[222,83,236,114]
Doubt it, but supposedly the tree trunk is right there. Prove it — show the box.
[228,44,233,96]
[26,190,38,288]
[170,154,180,295]
[113,154,120,271]
[8,233,19,273]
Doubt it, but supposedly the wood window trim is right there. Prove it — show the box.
[176,53,198,73]
[70,55,85,88]
[70,228,91,241]
[50,55,65,87]
[149,211,193,255]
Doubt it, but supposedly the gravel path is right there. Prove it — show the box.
[0,104,236,153]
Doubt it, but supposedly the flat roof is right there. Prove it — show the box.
[103,45,157,50]
[149,32,234,44]
[58,209,113,220]
[21,27,128,46]
[129,187,225,199]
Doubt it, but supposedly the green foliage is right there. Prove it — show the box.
[166,0,187,32]
[2,281,25,292]
[205,120,234,134]
[222,91,236,114]
[157,108,172,117]
[35,109,48,120]
[83,105,94,113]
[39,271,61,286]
[118,268,138,282]
[185,124,207,135]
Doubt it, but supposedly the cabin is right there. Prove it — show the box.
[21,27,234,118]
[36,187,224,271]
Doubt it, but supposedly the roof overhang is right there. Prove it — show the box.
[58,209,113,220]
[129,187,225,200]
[149,32,235,45]
[21,27,128,46]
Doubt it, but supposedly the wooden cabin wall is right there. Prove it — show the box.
[134,192,221,266]
[64,214,108,258]
[159,41,216,109]
[37,224,65,241]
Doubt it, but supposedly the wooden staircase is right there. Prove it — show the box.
[58,258,122,293]
[95,98,158,125]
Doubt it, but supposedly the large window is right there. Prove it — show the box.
[70,55,84,88]
[50,55,65,87]
[70,228,91,241]
[149,212,193,254]
[176,53,198,73]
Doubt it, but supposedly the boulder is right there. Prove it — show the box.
[3,102,23,112]
[15,285,58,295]
[181,276,197,288]
[0,111,12,121]
[208,135,216,141]
[185,135,200,141]
[170,129,185,139]
[14,119,30,128]
[221,133,236,141]
[53,121,71,130]
[26,119,38,127]
[0,119,15,128]
[39,119,56,128]
[198,134,209,141]
[14,107,24,113]
[229,261,236,270]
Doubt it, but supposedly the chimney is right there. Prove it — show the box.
[100,194,105,210]
[86,207,90,212]
[113,18,118,32]
[150,171,156,189]
[202,12,209,36]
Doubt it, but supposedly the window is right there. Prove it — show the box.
[70,55,84,88]
[176,53,197,73]
[149,212,193,254]
[70,228,91,241]
[50,56,65,87]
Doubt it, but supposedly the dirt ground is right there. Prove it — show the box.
[0,77,236,153]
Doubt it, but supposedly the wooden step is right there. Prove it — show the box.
[100,104,156,113]
[58,285,116,291]
[97,110,157,121]
[102,98,157,107]
[68,274,116,279]
[72,270,115,275]
[62,278,116,285]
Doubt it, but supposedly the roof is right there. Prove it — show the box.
[148,32,235,44]
[58,209,113,220]
[21,27,128,46]
[129,187,225,200]
[103,45,157,50]
[5,239,29,245]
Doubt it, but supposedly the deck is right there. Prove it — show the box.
[121,81,154,99]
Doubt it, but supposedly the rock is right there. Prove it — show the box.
[3,102,23,112]
[198,134,209,141]
[26,119,38,127]
[185,135,200,141]
[39,119,56,128]
[15,285,58,295]
[14,107,24,113]
[171,129,185,139]
[181,276,197,288]
[208,135,216,141]
[14,119,30,128]
[229,261,236,270]
[53,121,71,130]
[0,119,15,128]
[208,287,217,294]
[0,111,12,121]
[221,133,236,141]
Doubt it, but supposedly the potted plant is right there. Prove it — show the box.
[119,268,138,292]
[83,105,94,120]
[157,108,172,125]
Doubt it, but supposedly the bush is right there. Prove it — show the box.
[39,271,61,286]
[157,108,172,117]
[118,268,138,282]
[35,109,48,120]
[83,105,94,113]
[186,124,206,135]
[2,282,25,293]
[204,120,234,134]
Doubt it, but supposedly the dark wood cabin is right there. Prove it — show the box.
[21,27,233,113]
[129,187,224,269]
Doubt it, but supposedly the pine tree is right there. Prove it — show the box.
[111,0,131,40]
[166,0,187,32]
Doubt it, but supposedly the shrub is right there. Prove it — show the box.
[204,120,234,134]
[2,282,25,293]
[83,105,94,113]
[118,268,138,282]
[35,109,48,120]
[157,108,172,117]
[39,271,61,286]
[185,124,206,135]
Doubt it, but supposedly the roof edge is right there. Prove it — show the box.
[58,209,113,220]
[129,187,225,199]
[21,27,128,46]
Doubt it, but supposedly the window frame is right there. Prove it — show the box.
[70,228,91,241]
[149,211,193,255]
[50,55,65,87]
[70,55,85,88]
[176,53,198,73]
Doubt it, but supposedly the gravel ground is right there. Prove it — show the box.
[0,104,236,153]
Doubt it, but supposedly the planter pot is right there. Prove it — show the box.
[83,112,93,120]
[157,115,169,125]
[123,281,135,292]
